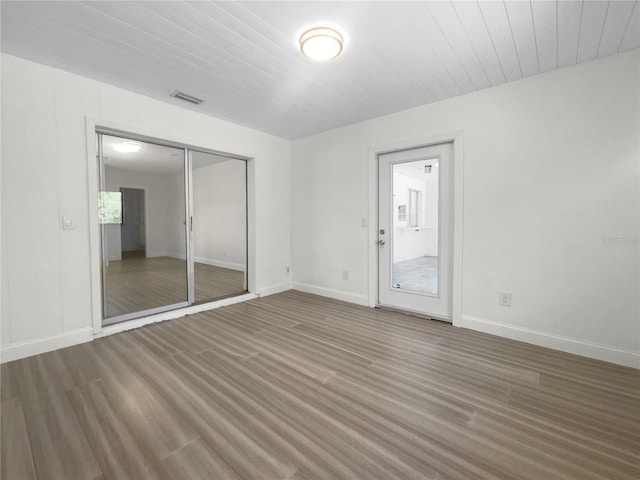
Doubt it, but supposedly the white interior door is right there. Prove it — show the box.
[378,142,453,320]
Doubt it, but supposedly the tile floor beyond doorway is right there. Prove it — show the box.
[393,255,438,293]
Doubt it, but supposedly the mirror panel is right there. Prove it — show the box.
[100,134,188,321]
[191,151,247,302]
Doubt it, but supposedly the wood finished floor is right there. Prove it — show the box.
[1,290,639,480]
[105,256,245,318]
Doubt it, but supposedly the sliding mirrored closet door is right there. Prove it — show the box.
[190,151,247,302]
[97,132,247,326]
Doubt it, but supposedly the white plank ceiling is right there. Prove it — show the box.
[2,1,638,139]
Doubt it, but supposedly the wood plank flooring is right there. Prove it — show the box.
[1,290,638,480]
[104,256,245,318]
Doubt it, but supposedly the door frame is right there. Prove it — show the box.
[86,117,257,336]
[119,187,147,256]
[367,130,464,327]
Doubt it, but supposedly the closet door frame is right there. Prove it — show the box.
[186,148,195,305]
[89,123,251,333]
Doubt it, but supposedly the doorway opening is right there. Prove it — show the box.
[97,131,249,326]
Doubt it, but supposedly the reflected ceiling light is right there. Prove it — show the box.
[112,141,142,153]
[299,27,344,61]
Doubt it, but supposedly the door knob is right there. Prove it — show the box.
[378,239,385,246]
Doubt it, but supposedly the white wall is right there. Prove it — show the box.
[193,160,247,271]
[292,50,640,367]
[0,53,292,361]
[2,50,638,367]
[164,171,188,260]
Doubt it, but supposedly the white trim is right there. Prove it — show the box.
[97,293,257,337]
[367,146,378,308]
[451,133,464,328]
[0,327,93,363]
[194,256,245,271]
[155,252,245,272]
[462,315,640,369]
[293,282,369,306]
[146,251,170,258]
[367,131,465,326]
[246,158,256,294]
[258,282,293,297]
[186,149,195,305]
[86,118,103,335]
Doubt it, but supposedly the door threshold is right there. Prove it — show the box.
[376,304,452,323]
[96,292,257,338]
[103,301,191,326]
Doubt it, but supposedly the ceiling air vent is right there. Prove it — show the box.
[170,90,203,105]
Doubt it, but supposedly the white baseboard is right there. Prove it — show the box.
[461,315,640,369]
[158,253,244,272]
[146,251,168,258]
[292,282,369,307]
[194,256,244,271]
[258,282,292,297]
[0,327,93,364]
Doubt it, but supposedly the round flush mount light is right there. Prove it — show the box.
[299,27,344,61]
[112,141,142,153]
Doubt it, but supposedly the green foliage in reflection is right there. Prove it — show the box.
[99,191,123,224]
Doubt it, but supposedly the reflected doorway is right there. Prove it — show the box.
[120,187,146,258]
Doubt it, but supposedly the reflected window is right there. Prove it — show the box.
[98,192,123,224]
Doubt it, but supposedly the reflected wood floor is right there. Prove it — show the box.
[1,291,639,480]
[105,255,245,318]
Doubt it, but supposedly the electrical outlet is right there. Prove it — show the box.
[499,291,512,307]
[342,270,349,280]
[361,218,368,228]
[286,266,291,274]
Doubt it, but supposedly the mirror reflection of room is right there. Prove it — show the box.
[99,134,247,324]
[101,135,188,320]
[392,159,439,294]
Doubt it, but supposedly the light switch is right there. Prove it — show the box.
[62,217,74,230]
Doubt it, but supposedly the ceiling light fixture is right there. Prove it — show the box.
[112,141,142,153]
[299,27,344,62]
